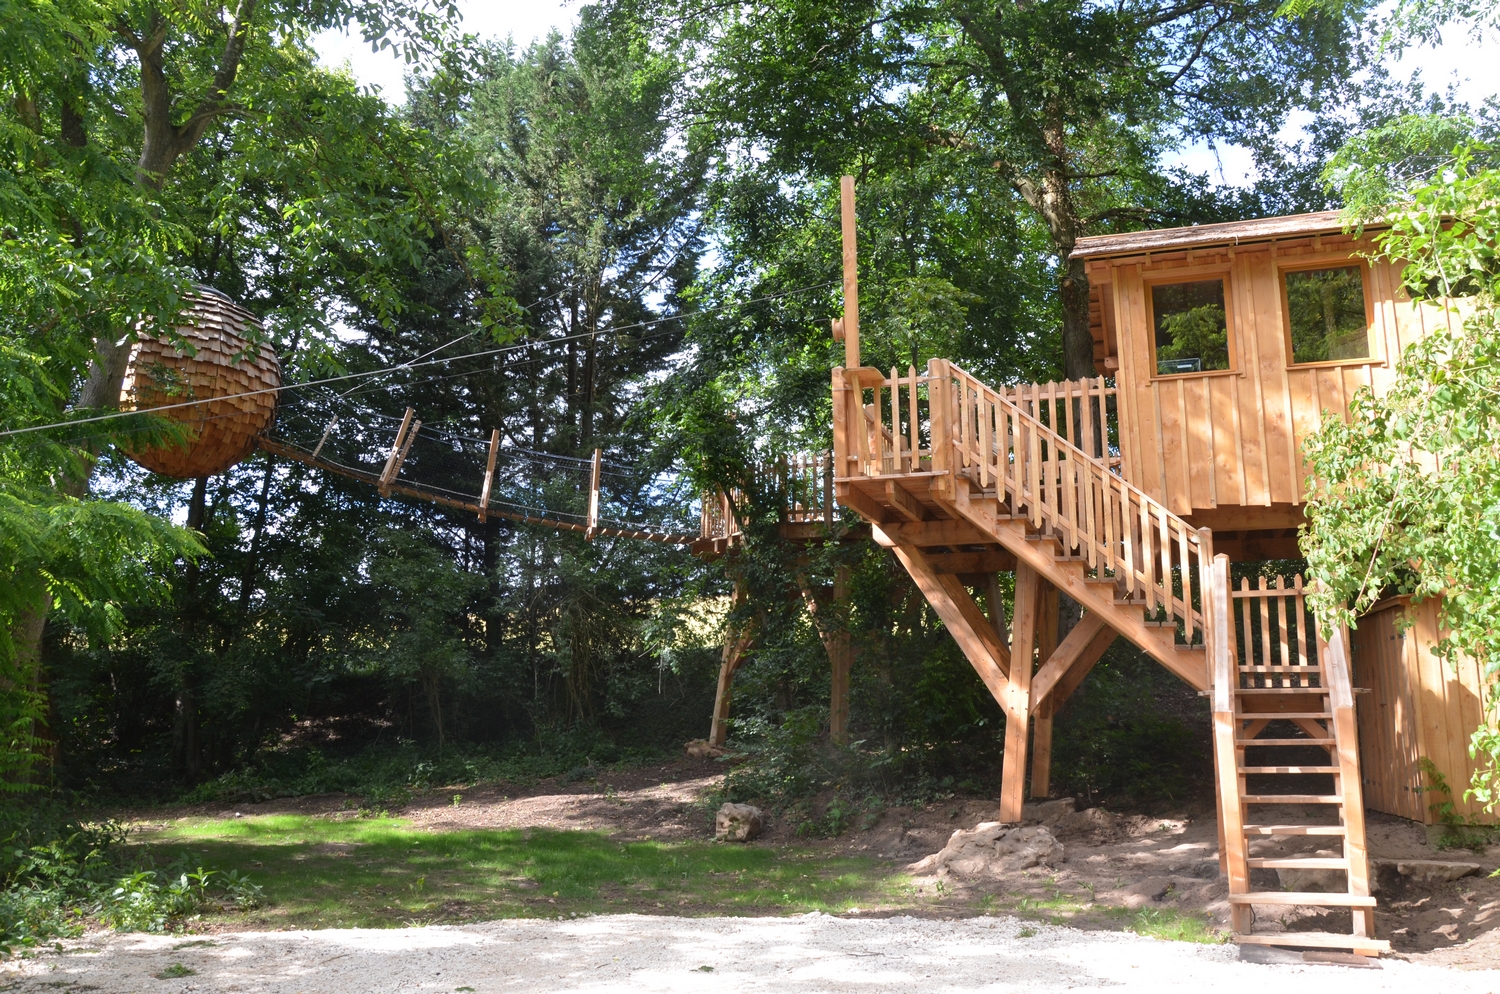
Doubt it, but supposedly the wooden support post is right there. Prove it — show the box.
[478,428,499,522]
[1000,563,1040,822]
[1207,554,1251,932]
[709,580,756,748]
[840,174,860,369]
[1031,584,1059,799]
[379,408,419,496]
[586,447,602,540]
[1325,622,1375,939]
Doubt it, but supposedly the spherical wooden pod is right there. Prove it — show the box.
[119,289,281,478]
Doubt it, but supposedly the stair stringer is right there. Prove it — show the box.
[933,481,1208,691]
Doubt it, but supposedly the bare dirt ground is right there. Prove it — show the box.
[133,758,1500,966]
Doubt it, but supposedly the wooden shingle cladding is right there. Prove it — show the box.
[1072,215,1465,524]
[1351,596,1496,825]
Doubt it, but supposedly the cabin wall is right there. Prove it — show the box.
[1092,236,1461,516]
[1351,597,1496,825]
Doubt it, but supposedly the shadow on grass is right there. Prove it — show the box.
[131,816,904,929]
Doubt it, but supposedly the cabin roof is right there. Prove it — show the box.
[1070,210,1372,260]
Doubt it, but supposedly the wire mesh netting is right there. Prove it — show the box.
[262,388,700,542]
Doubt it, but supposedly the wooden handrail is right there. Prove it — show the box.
[831,360,1204,640]
[698,450,838,542]
[933,358,1207,639]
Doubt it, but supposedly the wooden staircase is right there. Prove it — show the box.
[831,358,1384,956]
[1208,571,1389,956]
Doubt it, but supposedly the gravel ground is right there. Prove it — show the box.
[6,914,1498,993]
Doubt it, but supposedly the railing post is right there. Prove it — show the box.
[1208,553,1250,930]
[586,447,602,540]
[1323,619,1375,936]
[928,359,951,498]
[832,367,851,480]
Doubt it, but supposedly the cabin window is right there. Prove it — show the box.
[1283,265,1371,363]
[1150,279,1230,375]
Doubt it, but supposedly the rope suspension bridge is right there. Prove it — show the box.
[259,386,706,545]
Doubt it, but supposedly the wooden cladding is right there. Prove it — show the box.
[1104,238,1463,516]
[833,359,1210,643]
[1351,597,1496,825]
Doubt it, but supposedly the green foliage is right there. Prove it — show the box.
[1051,643,1210,807]
[1302,140,1500,809]
[0,800,260,953]
[1156,305,1230,371]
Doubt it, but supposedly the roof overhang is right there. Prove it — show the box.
[1069,210,1384,261]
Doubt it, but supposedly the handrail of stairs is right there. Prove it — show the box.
[830,359,1208,643]
[932,358,1209,641]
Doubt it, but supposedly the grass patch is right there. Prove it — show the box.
[130,815,905,929]
[1118,906,1224,944]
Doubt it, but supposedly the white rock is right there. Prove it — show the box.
[909,822,1065,878]
[715,802,764,842]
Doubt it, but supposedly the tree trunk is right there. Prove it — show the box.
[1059,256,1095,381]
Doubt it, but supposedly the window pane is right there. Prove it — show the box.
[1284,266,1370,363]
[1152,280,1229,375]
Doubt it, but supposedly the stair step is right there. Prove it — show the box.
[1237,687,1327,694]
[1247,857,1349,870]
[1238,712,1331,720]
[1242,824,1346,836]
[1233,932,1390,954]
[1240,665,1325,673]
[1236,738,1336,747]
[1239,766,1340,774]
[1242,794,1344,804]
[1228,892,1375,907]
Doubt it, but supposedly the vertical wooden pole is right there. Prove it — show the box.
[1000,564,1040,822]
[478,428,499,522]
[841,174,860,370]
[586,447,602,540]
[1031,583,1059,799]
[1208,554,1251,932]
[1325,622,1375,938]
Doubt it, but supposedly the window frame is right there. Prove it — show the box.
[1143,264,1239,381]
[1277,256,1382,369]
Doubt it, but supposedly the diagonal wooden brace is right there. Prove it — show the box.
[877,528,1011,699]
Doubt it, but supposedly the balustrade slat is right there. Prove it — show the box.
[1179,522,1194,642]
[908,366,921,469]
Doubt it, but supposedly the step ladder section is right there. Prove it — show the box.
[1207,565,1388,956]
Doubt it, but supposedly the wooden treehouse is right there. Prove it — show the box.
[818,183,1488,957]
